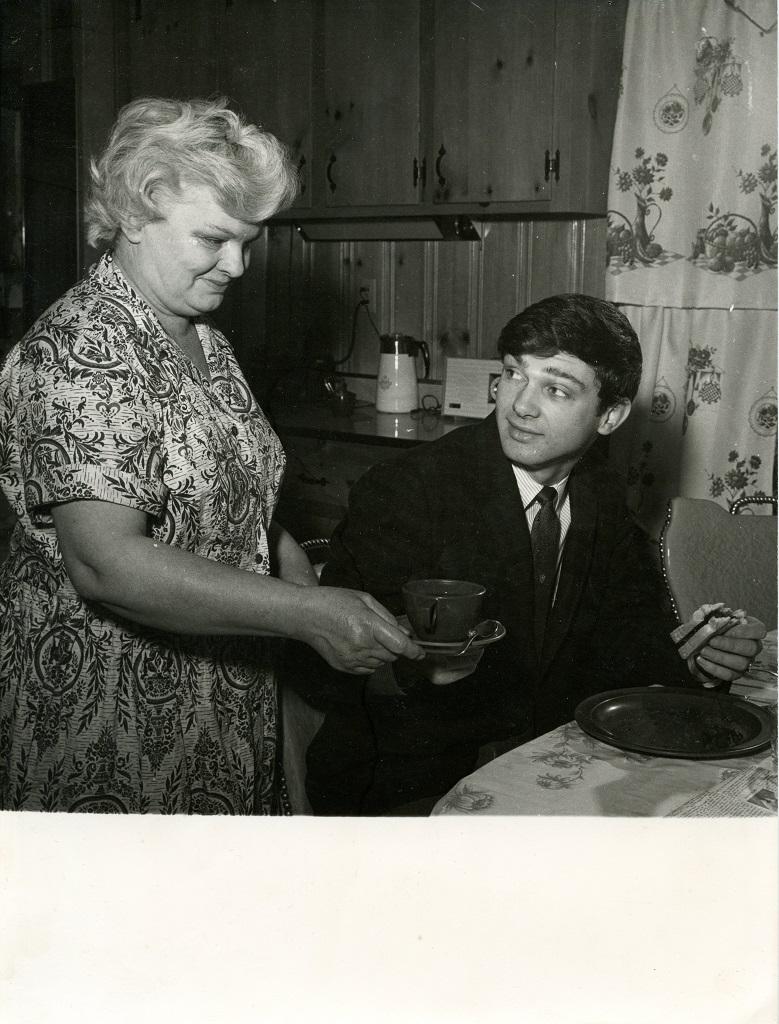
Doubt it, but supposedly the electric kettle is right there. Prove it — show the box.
[375,334,431,413]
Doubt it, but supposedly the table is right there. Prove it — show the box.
[431,633,777,818]
[273,399,472,447]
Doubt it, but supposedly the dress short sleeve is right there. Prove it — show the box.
[16,309,168,525]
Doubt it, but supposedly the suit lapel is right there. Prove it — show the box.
[467,416,537,671]
[469,415,531,562]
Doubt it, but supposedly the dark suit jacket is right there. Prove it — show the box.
[297,413,691,813]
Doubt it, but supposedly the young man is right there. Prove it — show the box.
[297,294,765,815]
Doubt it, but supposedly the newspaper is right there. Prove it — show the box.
[670,764,778,817]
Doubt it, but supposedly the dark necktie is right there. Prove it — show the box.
[530,485,560,653]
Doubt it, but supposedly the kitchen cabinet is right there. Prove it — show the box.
[551,0,629,215]
[319,0,422,209]
[427,0,626,213]
[428,0,555,206]
[271,0,627,220]
[118,0,220,102]
[219,0,314,210]
[113,0,314,207]
[107,0,625,220]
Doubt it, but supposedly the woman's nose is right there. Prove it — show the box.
[219,243,247,278]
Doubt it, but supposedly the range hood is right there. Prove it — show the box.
[294,215,481,242]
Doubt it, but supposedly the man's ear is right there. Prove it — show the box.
[597,398,632,436]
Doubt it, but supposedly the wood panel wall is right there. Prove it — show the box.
[233,216,608,402]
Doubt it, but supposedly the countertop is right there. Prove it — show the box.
[271,400,475,447]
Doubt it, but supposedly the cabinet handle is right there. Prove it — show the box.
[297,154,307,196]
[413,156,427,189]
[435,144,447,187]
[326,153,337,193]
[544,149,560,183]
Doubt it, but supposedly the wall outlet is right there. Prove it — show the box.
[359,278,377,314]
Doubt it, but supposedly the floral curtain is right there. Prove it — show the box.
[605,0,777,538]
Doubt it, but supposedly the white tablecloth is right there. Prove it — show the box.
[432,634,777,818]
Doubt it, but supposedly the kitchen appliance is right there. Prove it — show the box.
[323,375,356,417]
[375,333,430,413]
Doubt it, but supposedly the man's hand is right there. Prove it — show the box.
[688,615,767,686]
[415,648,485,686]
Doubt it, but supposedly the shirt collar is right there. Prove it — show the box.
[511,464,570,512]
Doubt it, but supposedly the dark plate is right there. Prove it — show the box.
[575,686,774,760]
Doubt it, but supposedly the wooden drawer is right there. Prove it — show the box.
[275,434,401,543]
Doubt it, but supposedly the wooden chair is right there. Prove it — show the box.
[281,684,326,814]
[280,538,411,813]
[659,496,777,629]
[280,538,331,814]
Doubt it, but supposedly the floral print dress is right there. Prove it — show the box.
[0,252,287,813]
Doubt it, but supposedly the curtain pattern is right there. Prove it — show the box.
[605,0,777,538]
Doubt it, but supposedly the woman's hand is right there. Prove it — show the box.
[299,586,425,674]
[688,615,767,686]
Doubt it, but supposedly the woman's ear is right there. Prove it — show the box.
[120,216,144,244]
[121,180,160,243]
[597,398,632,436]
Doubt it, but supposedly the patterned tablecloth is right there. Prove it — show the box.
[432,634,777,818]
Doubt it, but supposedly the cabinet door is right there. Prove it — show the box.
[121,0,221,101]
[551,0,628,214]
[320,0,422,209]
[429,0,555,206]
[220,0,314,210]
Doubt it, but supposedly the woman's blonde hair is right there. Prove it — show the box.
[85,96,299,247]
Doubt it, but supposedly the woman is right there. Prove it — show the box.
[0,96,421,814]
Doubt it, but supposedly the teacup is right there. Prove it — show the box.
[402,578,486,642]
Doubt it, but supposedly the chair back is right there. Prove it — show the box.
[299,537,331,580]
[660,496,777,629]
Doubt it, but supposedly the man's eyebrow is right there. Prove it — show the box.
[539,363,588,390]
[506,355,590,391]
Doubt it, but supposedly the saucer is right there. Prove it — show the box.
[399,616,506,654]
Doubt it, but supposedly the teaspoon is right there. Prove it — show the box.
[454,619,502,656]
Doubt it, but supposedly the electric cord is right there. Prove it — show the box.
[410,394,442,417]
[333,294,382,367]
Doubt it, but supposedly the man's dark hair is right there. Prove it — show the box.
[497,294,642,411]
